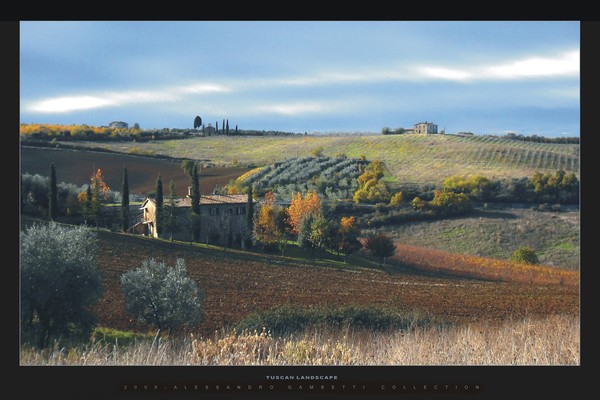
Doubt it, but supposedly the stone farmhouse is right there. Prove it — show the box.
[405,121,439,134]
[137,188,253,246]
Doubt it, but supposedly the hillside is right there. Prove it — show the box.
[60,133,580,186]
[85,229,577,336]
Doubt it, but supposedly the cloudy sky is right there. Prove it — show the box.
[20,21,580,136]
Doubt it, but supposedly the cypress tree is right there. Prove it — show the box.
[84,185,93,224]
[166,179,177,241]
[155,174,163,235]
[222,119,225,134]
[247,185,254,234]
[235,124,238,135]
[48,163,57,220]
[226,119,229,135]
[190,163,201,242]
[121,166,130,232]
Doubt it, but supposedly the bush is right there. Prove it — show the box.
[233,305,443,336]
[510,247,540,265]
[120,258,204,335]
[20,222,103,347]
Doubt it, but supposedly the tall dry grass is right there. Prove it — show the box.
[21,315,578,366]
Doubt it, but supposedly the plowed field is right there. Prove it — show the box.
[20,146,249,196]
[92,231,579,336]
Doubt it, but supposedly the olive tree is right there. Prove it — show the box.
[20,223,103,347]
[120,258,204,336]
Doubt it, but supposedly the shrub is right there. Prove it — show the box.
[233,305,442,336]
[20,223,103,347]
[120,258,204,335]
[510,247,540,265]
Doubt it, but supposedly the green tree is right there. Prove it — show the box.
[365,233,396,268]
[165,179,177,241]
[191,163,200,214]
[83,185,93,224]
[155,175,164,235]
[20,223,103,347]
[510,247,539,265]
[226,119,230,135]
[193,115,202,129]
[120,258,204,337]
[48,163,57,220]
[120,166,130,232]
[428,190,472,216]
[222,119,225,134]
[180,160,195,177]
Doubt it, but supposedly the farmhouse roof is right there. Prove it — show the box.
[142,194,250,209]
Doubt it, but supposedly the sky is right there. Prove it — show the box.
[20,21,580,136]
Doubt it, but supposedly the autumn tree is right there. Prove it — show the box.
[338,216,362,262]
[120,166,129,232]
[365,233,396,268]
[428,190,472,217]
[286,190,322,236]
[389,192,403,208]
[353,160,390,204]
[48,163,57,221]
[253,191,285,252]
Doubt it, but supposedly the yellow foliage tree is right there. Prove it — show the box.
[286,191,322,235]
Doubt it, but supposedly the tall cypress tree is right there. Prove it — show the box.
[155,174,163,235]
[222,119,225,134]
[235,124,238,135]
[48,163,57,220]
[191,164,200,214]
[84,185,93,224]
[120,166,130,232]
[190,163,201,242]
[247,185,254,234]
[166,179,177,241]
[226,119,229,135]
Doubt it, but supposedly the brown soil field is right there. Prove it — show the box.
[91,230,579,337]
[19,146,249,196]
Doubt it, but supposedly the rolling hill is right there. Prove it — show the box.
[58,133,580,186]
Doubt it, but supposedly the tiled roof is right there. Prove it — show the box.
[175,194,250,207]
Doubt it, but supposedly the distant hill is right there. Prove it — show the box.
[32,133,579,186]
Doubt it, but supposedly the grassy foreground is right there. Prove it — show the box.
[21,314,578,366]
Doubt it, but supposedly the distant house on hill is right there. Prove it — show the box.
[109,121,129,129]
[413,121,439,134]
[203,123,217,135]
[137,188,252,246]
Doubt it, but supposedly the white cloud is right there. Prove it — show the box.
[484,50,579,79]
[25,83,231,114]
[255,102,329,116]
[419,67,473,81]
[28,96,116,113]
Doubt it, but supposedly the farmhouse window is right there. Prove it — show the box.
[236,206,241,215]
[215,207,220,215]
[209,207,214,215]
[229,208,233,215]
